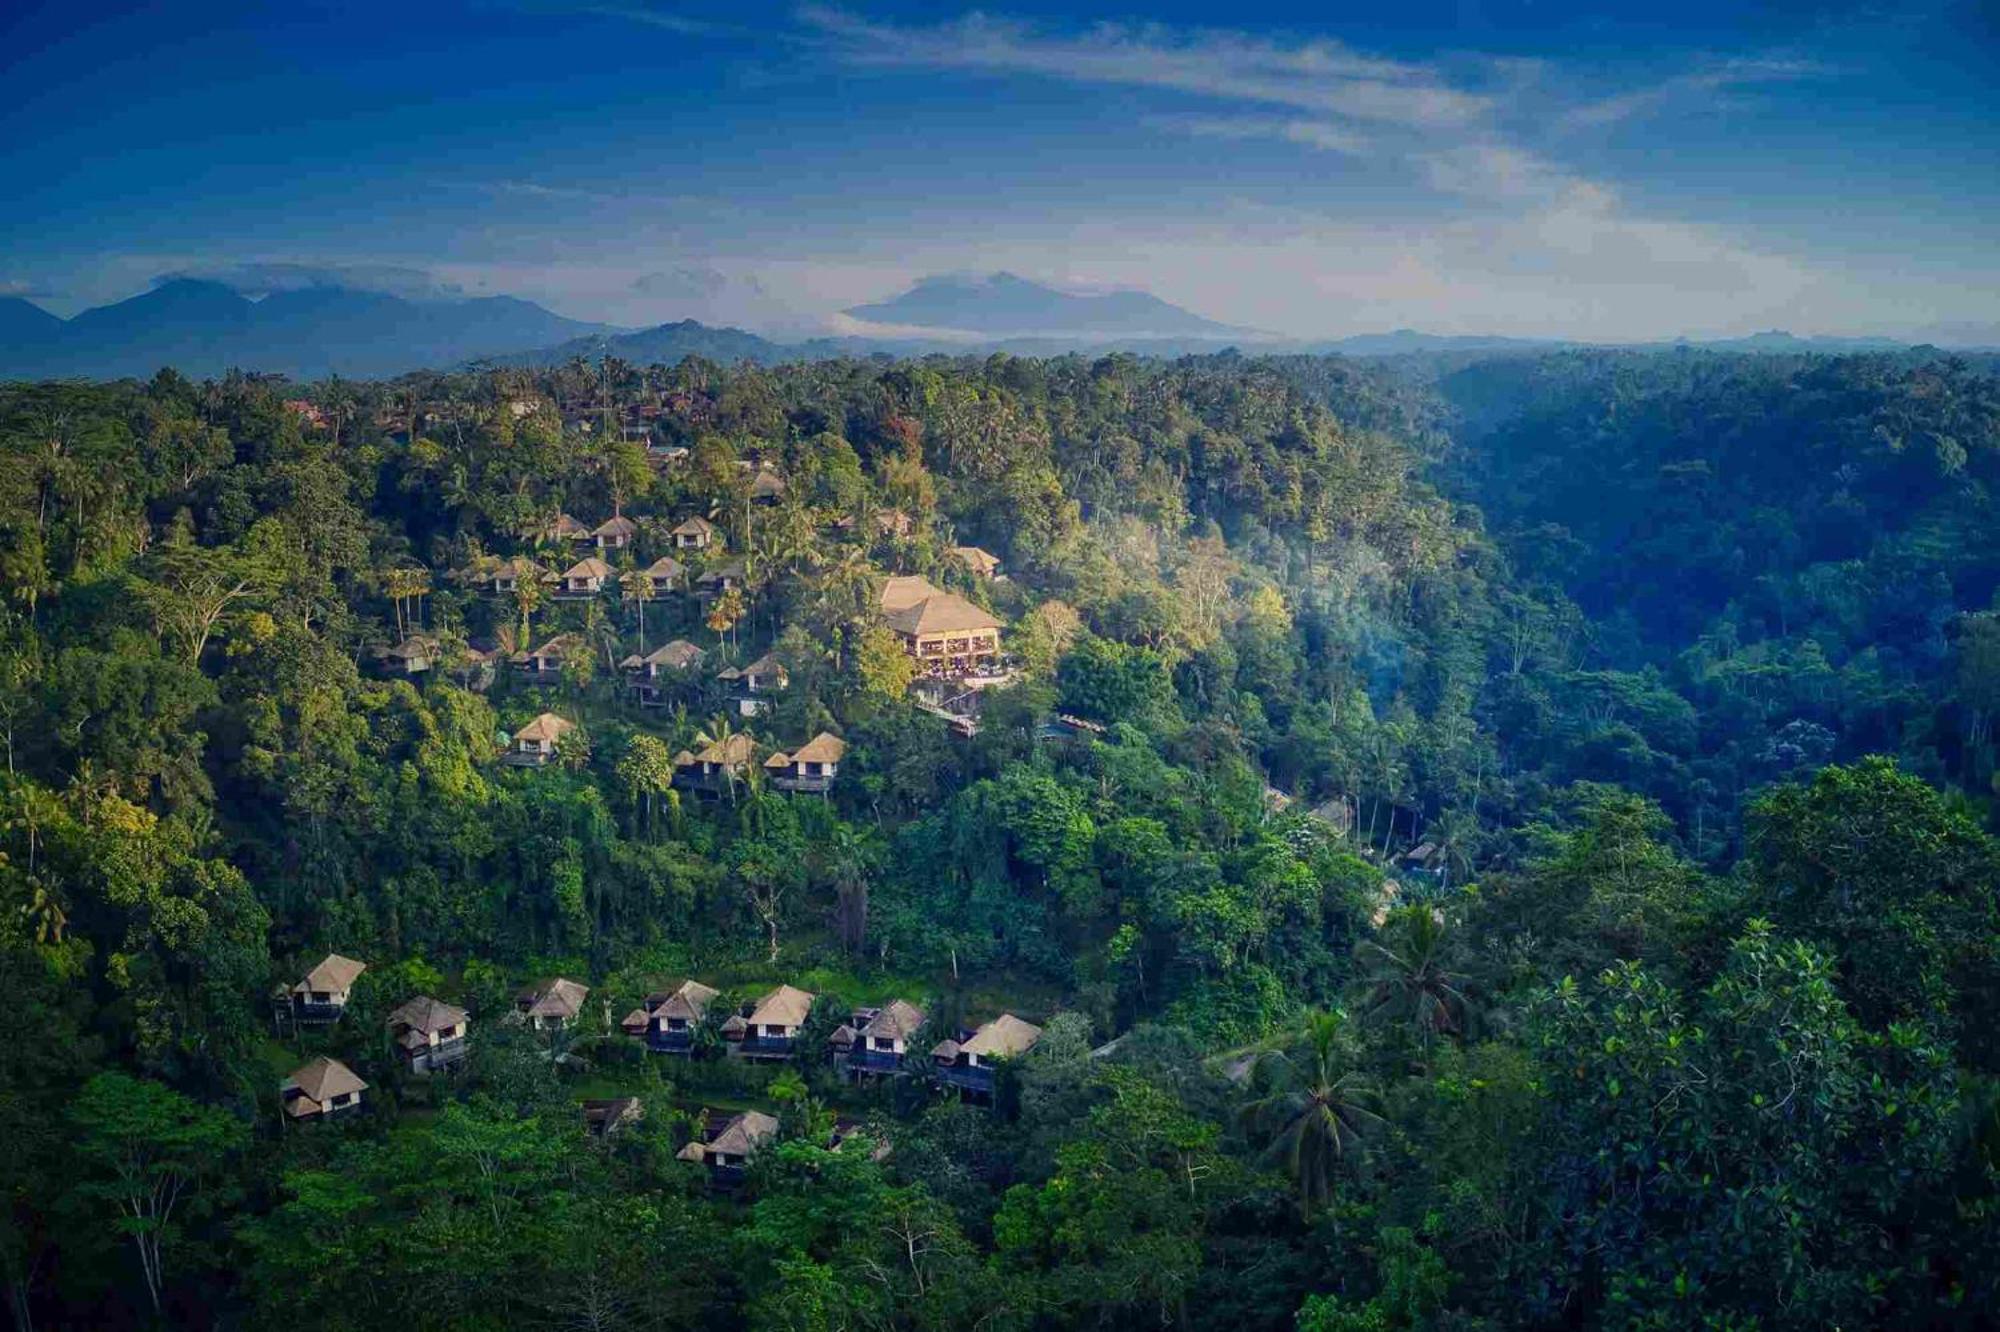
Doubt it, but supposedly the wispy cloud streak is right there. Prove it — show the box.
[797,6,1488,129]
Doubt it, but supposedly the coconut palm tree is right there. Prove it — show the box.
[1241,1010,1381,1216]
[511,575,543,649]
[1358,906,1472,1048]
[693,714,746,803]
[619,569,654,659]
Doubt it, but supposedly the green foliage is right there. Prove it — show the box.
[6,351,2000,1327]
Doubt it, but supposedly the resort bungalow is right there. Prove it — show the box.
[281,1056,367,1122]
[933,1013,1042,1098]
[591,515,636,551]
[834,509,913,539]
[952,546,1002,579]
[619,639,706,705]
[641,555,686,595]
[290,953,366,1025]
[716,652,788,716]
[644,979,719,1054]
[511,633,585,682]
[555,557,613,598]
[725,984,815,1060]
[507,712,577,766]
[488,556,548,595]
[694,559,747,603]
[671,516,719,551]
[885,589,1005,679]
[764,732,846,794]
[670,732,758,799]
[387,995,469,1073]
[582,1097,645,1139]
[376,634,439,676]
[747,466,786,503]
[676,1110,778,1183]
[545,512,592,546]
[832,999,925,1079]
[515,977,590,1031]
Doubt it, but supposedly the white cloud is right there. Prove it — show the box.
[1160,115,1373,158]
[1562,54,1829,128]
[797,6,1488,129]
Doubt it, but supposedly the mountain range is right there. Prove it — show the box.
[3,272,1994,384]
[842,271,1250,340]
[0,280,609,380]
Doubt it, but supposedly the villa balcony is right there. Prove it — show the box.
[935,1062,995,1094]
[734,1035,795,1059]
[847,1048,905,1075]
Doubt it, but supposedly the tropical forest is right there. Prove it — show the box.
[5,345,2000,1331]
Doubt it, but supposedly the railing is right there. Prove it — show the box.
[935,1062,995,1092]
[415,1038,468,1067]
[291,1000,347,1024]
[848,1048,904,1074]
[648,1029,695,1054]
[770,773,834,794]
[734,1035,795,1058]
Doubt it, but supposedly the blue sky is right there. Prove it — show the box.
[2,0,1997,339]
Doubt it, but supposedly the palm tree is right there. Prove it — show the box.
[620,569,654,659]
[1242,1011,1381,1216]
[693,714,745,803]
[1358,906,1472,1048]
[511,575,543,649]
[382,564,433,639]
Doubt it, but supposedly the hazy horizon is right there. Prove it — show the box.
[5,0,1998,343]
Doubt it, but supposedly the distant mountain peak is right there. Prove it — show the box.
[844,271,1253,341]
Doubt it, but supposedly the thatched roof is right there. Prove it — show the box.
[861,998,925,1042]
[792,732,846,765]
[295,953,365,994]
[582,1097,644,1133]
[284,1056,367,1103]
[648,979,718,1023]
[879,575,944,613]
[518,977,589,1020]
[748,984,815,1028]
[546,512,590,539]
[386,995,465,1035]
[643,555,686,580]
[961,1013,1042,1059]
[491,556,547,581]
[951,546,1001,577]
[381,634,440,661]
[512,632,584,663]
[514,713,576,745]
[681,732,756,768]
[619,1007,651,1035]
[708,1110,779,1156]
[696,558,747,585]
[671,515,716,537]
[717,653,787,685]
[623,639,705,671]
[592,515,637,539]
[885,591,1003,637]
[560,557,613,581]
